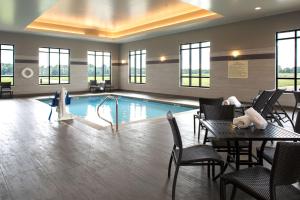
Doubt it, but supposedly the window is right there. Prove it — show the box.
[276,29,300,91]
[0,45,14,85]
[87,51,111,82]
[129,49,146,84]
[39,47,70,85]
[180,42,210,88]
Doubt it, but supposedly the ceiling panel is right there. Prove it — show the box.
[0,0,57,31]
[1,0,300,42]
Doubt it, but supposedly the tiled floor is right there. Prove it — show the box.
[0,93,283,200]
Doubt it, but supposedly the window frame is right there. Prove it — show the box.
[0,44,15,85]
[129,49,146,84]
[39,47,70,85]
[276,29,300,91]
[87,50,112,82]
[180,41,211,88]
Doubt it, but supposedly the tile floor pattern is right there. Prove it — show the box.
[0,95,272,200]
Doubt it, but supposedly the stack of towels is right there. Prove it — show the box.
[233,107,268,129]
[223,96,242,107]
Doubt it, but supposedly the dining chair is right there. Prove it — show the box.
[202,105,235,144]
[202,105,250,165]
[220,142,300,200]
[292,91,300,120]
[193,97,223,140]
[258,110,300,165]
[167,111,224,200]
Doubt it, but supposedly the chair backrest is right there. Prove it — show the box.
[199,97,224,115]
[0,82,11,89]
[252,90,275,113]
[294,111,300,134]
[105,80,111,86]
[202,105,235,121]
[89,80,97,86]
[294,91,300,103]
[166,111,183,150]
[271,142,300,188]
[261,89,285,118]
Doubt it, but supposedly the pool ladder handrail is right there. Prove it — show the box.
[96,95,118,132]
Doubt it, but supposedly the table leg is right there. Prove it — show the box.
[235,141,240,171]
[248,141,253,167]
[258,141,267,165]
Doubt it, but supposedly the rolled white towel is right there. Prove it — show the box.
[222,100,230,105]
[245,107,268,130]
[233,115,252,128]
[227,96,242,107]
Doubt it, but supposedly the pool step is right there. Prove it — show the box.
[62,116,111,134]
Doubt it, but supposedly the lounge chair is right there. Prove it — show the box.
[104,80,112,92]
[89,80,99,92]
[0,82,13,98]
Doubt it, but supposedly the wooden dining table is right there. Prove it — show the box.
[200,119,300,170]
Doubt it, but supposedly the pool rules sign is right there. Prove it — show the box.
[228,60,248,79]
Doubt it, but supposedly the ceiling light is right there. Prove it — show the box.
[255,7,262,10]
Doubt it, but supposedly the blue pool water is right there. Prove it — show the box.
[39,95,195,125]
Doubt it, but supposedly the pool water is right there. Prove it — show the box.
[39,95,195,125]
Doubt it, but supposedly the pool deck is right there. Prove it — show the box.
[0,92,257,200]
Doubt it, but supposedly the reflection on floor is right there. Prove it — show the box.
[0,94,273,200]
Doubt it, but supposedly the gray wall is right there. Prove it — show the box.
[0,32,120,95]
[119,11,300,106]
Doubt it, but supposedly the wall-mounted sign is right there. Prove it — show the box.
[228,60,248,79]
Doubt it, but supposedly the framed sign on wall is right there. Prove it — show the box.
[228,60,248,79]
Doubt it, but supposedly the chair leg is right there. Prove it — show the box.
[193,116,196,135]
[172,165,180,200]
[220,178,227,200]
[203,129,208,144]
[207,161,211,178]
[212,161,215,178]
[292,103,297,120]
[230,186,237,200]
[168,154,173,178]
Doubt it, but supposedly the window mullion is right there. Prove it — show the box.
[48,50,50,85]
[59,49,61,84]
[189,47,191,87]
[140,52,142,83]
[295,31,298,90]
[199,46,202,87]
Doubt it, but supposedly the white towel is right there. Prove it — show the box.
[245,107,268,130]
[222,100,230,105]
[233,115,252,128]
[227,96,242,107]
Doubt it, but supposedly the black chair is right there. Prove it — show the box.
[89,80,98,92]
[202,105,235,144]
[261,89,285,126]
[292,91,300,120]
[104,80,112,92]
[252,90,275,113]
[203,105,251,165]
[0,82,13,98]
[167,111,224,200]
[220,142,300,200]
[258,110,300,165]
[193,97,223,140]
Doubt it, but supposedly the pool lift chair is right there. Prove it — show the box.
[48,89,71,120]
